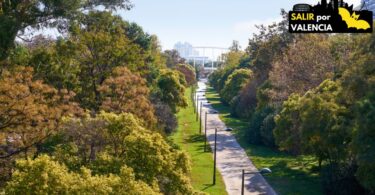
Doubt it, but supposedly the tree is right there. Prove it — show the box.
[221,50,245,69]
[273,94,303,155]
[274,80,351,163]
[69,11,146,111]
[27,38,81,91]
[163,50,185,68]
[0,66,81,160]
[220,69,253,105]
[99,67,157,128]
[5,155,160,195]
[0,0,132,61]
[58,112,194,194]
[175,64,196,86]
[156,70,188,112]
[269,34,335,105]
[342,32,375,193]
[229,40,241,52]
[151,98,178,135]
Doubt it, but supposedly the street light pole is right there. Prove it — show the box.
[199,102,203,134]
[213,127,217,185]
[193,90,196,114]
[204,112,208,152]
[196,94,199,121]
[241,170,245,195]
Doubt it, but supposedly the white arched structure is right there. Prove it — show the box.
[187,46,229,72]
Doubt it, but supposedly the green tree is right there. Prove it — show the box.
[58,112,194,194]
[274,80,352,164]
[342,32,375,193]
[220,69,253,105]
[5,155,160,195]
[69,11,146,111]
[156,70,188,112]
[0,0,132,61]
[163,50,185,68]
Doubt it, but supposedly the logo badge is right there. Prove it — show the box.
[289,0,373,33]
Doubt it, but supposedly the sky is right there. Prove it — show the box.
[117,0,361,50]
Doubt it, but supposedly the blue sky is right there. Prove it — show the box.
[117,0,361,50]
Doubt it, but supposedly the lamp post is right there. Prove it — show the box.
[213,127,218,185]
[241,168,272,195]
[199,102,203,134]
[204,112,208,151]
[193,90,196,114]
[204,110,218,152]
[196,94,199,121]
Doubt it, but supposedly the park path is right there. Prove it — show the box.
[196,79,277,195]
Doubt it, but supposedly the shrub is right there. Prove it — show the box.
[246,106,275,146]
[220,69,253,105]
[175,64,196,86]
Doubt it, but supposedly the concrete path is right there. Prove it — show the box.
[195,79,277,195]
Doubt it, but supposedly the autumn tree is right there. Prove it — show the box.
[99,67,157,128]
[0,66,81,185]
[175,64,196,86]
[269,34,335,104]
[0,66,81,160]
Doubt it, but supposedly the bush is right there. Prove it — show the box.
[260,109,276,147]
[246,106,275,146]
[220,69,253,105]
[175,64,196,86]
[208,67,235,92]
[321,163,368,195]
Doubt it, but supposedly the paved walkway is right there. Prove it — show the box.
[196,79,277,195]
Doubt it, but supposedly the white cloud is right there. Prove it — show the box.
[233,17,282,34]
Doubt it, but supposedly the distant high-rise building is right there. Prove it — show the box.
[173,42,199,59]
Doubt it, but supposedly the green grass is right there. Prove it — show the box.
[170,87,227,195]
[205,86,323,195]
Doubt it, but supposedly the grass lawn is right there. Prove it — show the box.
[205,86,323,195]
[170,87,227,195]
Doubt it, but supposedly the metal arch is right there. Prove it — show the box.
[192,46,229,50]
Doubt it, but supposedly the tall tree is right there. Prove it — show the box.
[99,67,157,128]
[163,50,185,68]
[70,11,145,111]
[269,34,334,104]
[0,66,81,160]
[0,0,132,60]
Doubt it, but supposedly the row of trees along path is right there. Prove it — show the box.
[196,79,277,195]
